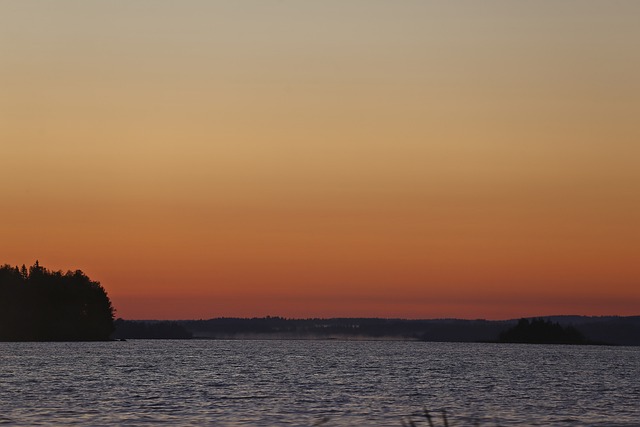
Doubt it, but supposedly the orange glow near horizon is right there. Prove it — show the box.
[1,1,639,320]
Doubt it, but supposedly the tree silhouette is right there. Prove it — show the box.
[0,262,115,341]
[498,318,589,344]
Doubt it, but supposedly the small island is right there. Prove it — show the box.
[498,318,593,345]
[0,262,115,341]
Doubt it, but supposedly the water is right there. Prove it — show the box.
[1,340,638,426]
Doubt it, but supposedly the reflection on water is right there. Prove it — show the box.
[1,340,639,426]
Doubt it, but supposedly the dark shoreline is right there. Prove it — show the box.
[111,315,640,346]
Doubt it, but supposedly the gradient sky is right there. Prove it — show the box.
[1,1,639,319]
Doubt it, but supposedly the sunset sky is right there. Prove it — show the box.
[1,1,639,320]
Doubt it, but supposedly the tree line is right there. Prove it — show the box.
[0,261,115,341]
[498,318,589,344]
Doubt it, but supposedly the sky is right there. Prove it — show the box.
[1,1,639,320]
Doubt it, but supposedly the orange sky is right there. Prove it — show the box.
[1,1,639,319]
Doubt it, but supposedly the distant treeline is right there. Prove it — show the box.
[112,316,640,345]
[498,318,594,345]
[174,316,640,345]
[113,319,192,339]
[0,262,114,341]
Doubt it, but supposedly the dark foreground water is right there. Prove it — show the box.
[1,340,638,426]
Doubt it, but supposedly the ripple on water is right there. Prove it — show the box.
[0,341,639,426]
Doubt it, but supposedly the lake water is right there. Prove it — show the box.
[1,340,638,426]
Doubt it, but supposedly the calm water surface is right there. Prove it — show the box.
[1,340,638,426]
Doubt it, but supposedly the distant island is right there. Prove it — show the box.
[0,262,115,341]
